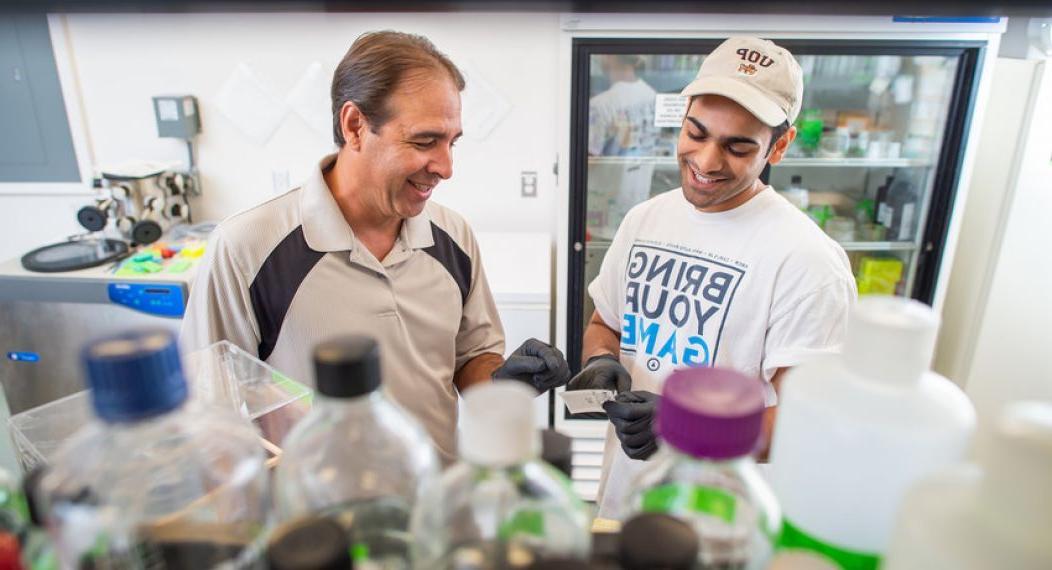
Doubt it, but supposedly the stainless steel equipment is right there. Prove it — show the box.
[0,248,200,414]
[78,166,194,246]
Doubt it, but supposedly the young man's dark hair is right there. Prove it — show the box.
[331,31,466,144]
[768,121,790,156]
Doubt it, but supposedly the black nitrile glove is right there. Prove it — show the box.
[492,338,571,394]
[603,390,659,461]
[566,354,633,394]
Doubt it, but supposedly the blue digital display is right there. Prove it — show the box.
[107,283,186,317]
[7,352,39,363]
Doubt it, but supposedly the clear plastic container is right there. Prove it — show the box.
[769,297,975,568]
[37,329,269,568]
[273,336,439,569]
[825,216,857,242]
[778,175,810,211]
[184,340,313,456]
[412,382,591,569]
[621,367,780,569]
[8,340,311,472]
[883,401,1052,570]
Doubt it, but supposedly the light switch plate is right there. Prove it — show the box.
[521,171,538,198]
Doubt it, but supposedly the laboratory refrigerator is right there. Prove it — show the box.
[559,36,991,500]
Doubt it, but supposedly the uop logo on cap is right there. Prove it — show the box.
[680,36,804,127]
[735,48,776,68]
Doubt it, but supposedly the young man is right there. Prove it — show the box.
[181,31,569,463]
[567,37,857,517]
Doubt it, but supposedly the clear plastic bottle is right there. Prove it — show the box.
[412,382,591,569]
[778,175,810,211]
[273,336,439,570]
[621,367,780,569]
[883,401,1052,570]
[769,297,975,569]
[38,329,269,569]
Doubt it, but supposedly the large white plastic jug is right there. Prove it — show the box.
[883,401,1052,570]
[768,296,975,568]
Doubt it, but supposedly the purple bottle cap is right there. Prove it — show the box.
[658,367,766,460]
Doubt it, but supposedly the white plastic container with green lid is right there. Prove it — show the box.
[768,296,976,569]
[883,401,1052,570]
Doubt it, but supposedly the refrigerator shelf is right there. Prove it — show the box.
[779,157,932,168]
[588,238,915,251]
[837,241,917,251]
[587,156,677,165]
[587,156,931,168]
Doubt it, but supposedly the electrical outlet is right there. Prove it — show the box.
[521,171,538,198]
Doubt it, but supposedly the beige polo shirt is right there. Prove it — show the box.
[181,154,505,461]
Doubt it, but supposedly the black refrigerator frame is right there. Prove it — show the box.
[566,38,986,375]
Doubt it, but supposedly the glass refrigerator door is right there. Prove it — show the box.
[583,53,706,335]
[581,51,962,335]
[566,41,980,500]
[778,54,959,298]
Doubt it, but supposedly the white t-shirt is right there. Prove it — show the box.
[588,79,659,157]
[588,186,857,518]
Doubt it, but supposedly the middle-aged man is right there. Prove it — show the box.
[567,36,857,517]
[181,31,569,463]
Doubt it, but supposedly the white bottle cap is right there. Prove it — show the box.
[842,296,939,386]
[459,382,540,467]
[980,401,1052,529]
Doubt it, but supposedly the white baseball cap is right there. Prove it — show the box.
[681,36,803,127]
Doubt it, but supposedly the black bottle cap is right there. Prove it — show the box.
[313,336,382,399]
[619,513,699,570]
[266,516,351,570]
[540,429,573,478]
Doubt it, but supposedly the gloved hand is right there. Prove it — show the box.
[492,338,571,394]
[603,391,659,461]
[566,354,633,394]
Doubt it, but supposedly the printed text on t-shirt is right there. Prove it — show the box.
[620,244,745,372]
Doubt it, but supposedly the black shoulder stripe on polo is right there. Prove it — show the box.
[422,222,471,305]
[250,226,325,361]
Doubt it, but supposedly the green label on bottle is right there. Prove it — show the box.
[777,518,881,570]
[499,509,545,539]
[641,483,737,524]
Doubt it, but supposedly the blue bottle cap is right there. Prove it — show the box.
[81,329,188,423]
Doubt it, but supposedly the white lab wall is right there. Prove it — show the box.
[0,12,560,262]
[932,58,1042,384]
[0,195,86,260]
[960,60,1052,420]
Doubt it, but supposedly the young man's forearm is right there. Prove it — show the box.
[757,367,788,461]
[581,311,621,365]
